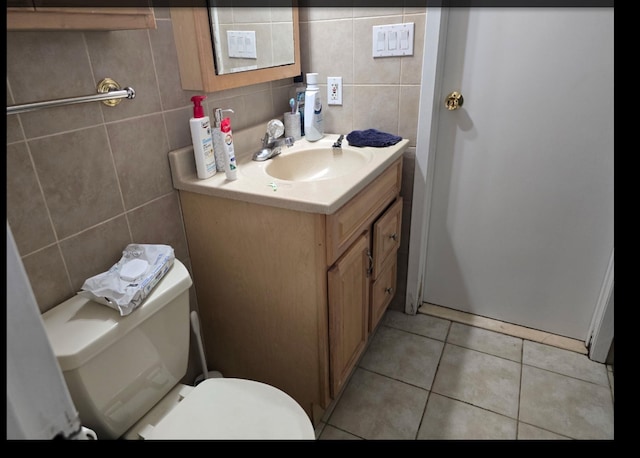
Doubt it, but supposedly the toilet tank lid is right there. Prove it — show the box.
[42,259,192,372]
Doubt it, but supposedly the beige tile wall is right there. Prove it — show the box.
[6,7,424,378]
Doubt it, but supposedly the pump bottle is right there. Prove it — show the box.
[189,95,216,179]
[214,108,238,181]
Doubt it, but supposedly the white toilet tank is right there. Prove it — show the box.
[42,259,193,439]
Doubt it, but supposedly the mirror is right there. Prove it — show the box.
[209,3,295,75]
[170,6,300,92]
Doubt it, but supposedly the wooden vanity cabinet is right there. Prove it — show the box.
[178,157,403,425]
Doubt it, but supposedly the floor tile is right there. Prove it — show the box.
[417,393,517,440]
[318,425,362,440]
[517,422,570,440]
[519,365,614,439]
[327,368,428,440]
[359,325,444,390]
[447,322,523,362]
[523,340,609,386]
[382,309,450,341]
[431,344,521,418]
[322,308,613,441]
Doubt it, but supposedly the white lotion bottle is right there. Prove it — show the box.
[214,108,238,181]
[189,95,216,179]
[303,73,324,141]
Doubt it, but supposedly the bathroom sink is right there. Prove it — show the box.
[168,132,409,214]
[265,147,373,182]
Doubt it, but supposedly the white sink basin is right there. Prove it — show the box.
[265,147,373,182]
[169,133,408,214]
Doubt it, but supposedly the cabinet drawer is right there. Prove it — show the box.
[370,258,397,332]
[326,158,402,266]
[372,197,402,279]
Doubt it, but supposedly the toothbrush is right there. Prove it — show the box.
[289,98,295,114]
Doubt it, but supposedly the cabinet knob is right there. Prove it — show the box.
[389,233,398,241]
[385,287,394,295]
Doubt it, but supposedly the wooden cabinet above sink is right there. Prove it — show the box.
[7,5,156,31]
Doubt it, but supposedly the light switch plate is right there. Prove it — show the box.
[372,23,414,57]
[227,30,257,59]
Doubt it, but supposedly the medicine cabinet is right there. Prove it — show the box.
[170,6,301,92]
[7,4,156,31]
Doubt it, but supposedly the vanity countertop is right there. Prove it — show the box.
[169,133,408,215]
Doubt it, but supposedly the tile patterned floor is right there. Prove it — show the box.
[315,308,615,440]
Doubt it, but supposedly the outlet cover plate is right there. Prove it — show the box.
[327,76,342,105]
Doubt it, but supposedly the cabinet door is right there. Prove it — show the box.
[328,232,370,398]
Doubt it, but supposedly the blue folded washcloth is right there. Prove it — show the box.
[346,129,402,147]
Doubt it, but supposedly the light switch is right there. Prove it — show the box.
[389,31,397,50]
[372,23,414,57]
[377,31,385,51]
[400,30,409,50]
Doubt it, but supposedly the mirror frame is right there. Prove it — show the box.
[171,7,301,92]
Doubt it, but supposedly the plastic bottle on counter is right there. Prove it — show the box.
[214,108,238,181]
[189,95,216,179]
[303,73,324,141]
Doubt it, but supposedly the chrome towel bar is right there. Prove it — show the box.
[7,78,135,115]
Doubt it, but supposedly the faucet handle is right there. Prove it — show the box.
[267,119,285,140]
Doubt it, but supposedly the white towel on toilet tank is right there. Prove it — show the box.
[78,243,175,316]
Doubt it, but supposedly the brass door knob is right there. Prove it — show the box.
[445,91,464,110]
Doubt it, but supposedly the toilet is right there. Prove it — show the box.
[41,259,315,440]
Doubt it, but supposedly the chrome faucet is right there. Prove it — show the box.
[262,132,296,150]
[253,119,295,161]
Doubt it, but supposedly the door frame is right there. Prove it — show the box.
[405,7,448,316]
[405,7,613,361]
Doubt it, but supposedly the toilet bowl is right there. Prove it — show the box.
[42,259,315,440]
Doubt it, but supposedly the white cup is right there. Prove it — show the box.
[284,112,302,141]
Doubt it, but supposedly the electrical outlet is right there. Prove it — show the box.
[327,76,342,106]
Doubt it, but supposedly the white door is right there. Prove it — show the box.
[419,8,613,341]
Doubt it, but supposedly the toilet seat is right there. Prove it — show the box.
[141,378,315,440]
